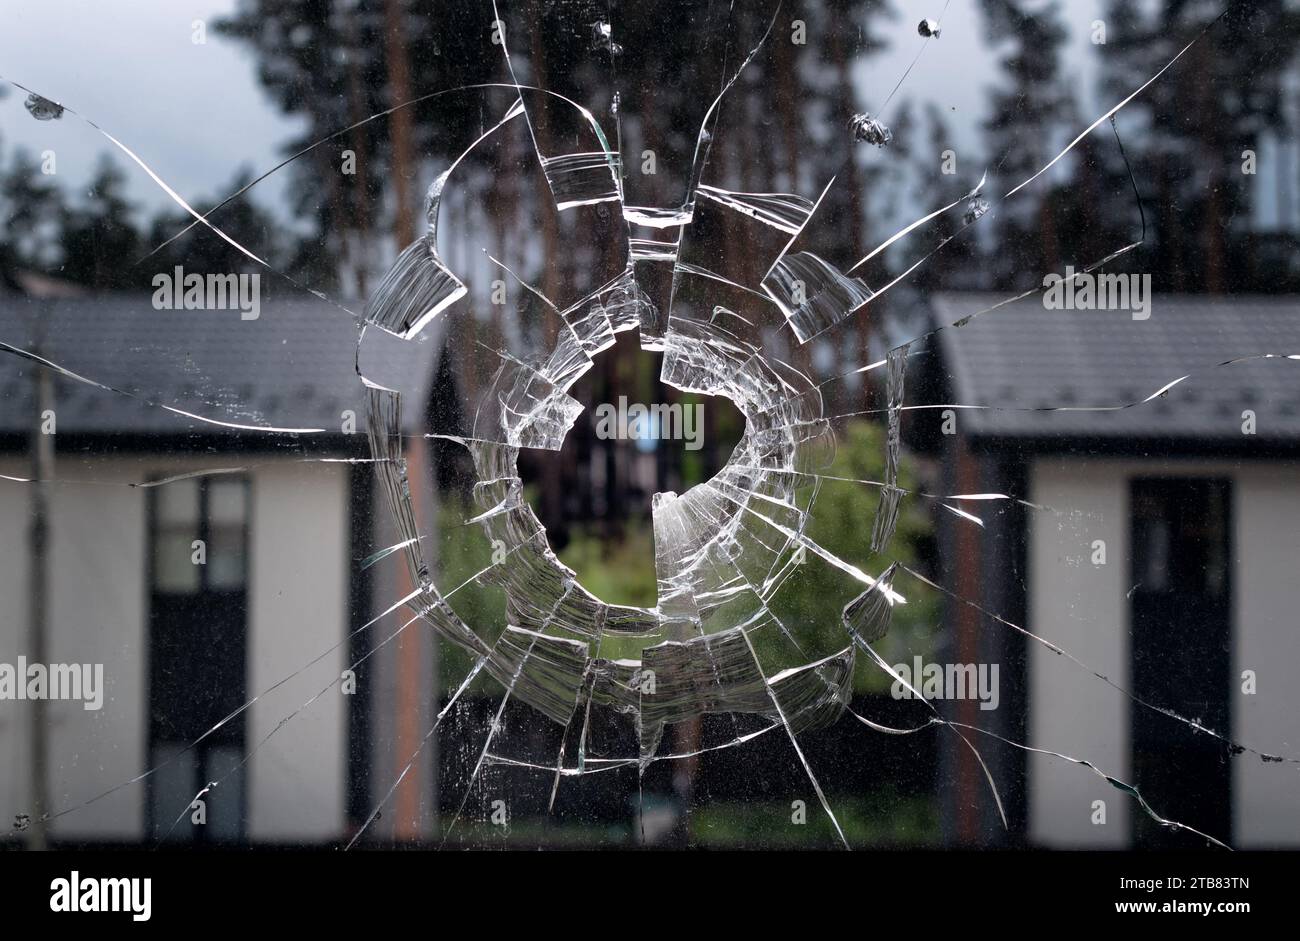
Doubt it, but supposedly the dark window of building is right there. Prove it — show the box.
[147,475,249,842]
[1129,477,1232,847]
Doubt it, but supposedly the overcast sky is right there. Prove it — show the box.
[0,0,304,219]
[0,0,1110,227]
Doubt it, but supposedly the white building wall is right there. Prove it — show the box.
[246,461,349,841]
[0,454,350,844]
[1233,465,1300,846]
[1028,457,1130,847]
[0,456,148,842]
[0,467,29,832]
[1028,457,1300,848]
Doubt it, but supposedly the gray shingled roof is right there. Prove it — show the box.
[930,293,1300,442]
[0,293,442,439]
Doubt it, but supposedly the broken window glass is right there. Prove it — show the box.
[0,0,1297,859]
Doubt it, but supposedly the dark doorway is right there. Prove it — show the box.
[1129,477,1232,847]
[147,475,250,842]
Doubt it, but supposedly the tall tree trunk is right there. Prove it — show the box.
[384,0,416,248]
[345,8,374,296]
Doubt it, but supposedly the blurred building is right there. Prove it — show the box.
[925,293,1300,848]
[0,291,442,845]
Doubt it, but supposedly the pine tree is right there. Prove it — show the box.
[979,0,1077,289]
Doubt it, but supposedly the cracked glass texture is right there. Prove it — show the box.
[0,0,1298,851]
